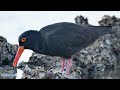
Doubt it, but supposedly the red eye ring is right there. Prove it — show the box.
[21,38,26,42]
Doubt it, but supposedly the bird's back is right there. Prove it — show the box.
[39,22,113,58]
[40,22,112,34]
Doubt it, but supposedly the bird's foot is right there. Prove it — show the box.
[60,58,67,72]
[60,58,72,77]
[65,59,72,76]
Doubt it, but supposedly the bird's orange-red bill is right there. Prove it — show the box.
[12,46,24,67]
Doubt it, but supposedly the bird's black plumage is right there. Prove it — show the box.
[18,22,114,58]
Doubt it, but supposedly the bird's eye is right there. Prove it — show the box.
[21,38,26,43]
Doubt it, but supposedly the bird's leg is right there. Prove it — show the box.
[60,58,66,72]
[66,58,72,76]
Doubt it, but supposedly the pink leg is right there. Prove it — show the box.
[60,58,66,72]
[66,58,72,76]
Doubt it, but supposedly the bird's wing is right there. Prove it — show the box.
[42,26,100,57]
[49,27,98,50]
[40,22,112,57]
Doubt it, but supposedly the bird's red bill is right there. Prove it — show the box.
[12,46,24,67]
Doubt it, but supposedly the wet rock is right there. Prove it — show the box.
[0,65,16,79]
[88,64,105,79]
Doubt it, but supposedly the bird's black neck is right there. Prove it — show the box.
[32,32,48,55]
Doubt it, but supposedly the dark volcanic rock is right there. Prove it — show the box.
[0,36,18,66]
[75,15,91,26]
[0,36,18,79]
[98,15,120,26]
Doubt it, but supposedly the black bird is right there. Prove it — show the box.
[12,22,114,76]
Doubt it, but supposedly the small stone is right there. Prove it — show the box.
[87,55,91,61]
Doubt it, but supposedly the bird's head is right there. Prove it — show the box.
[12,30,39,67]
